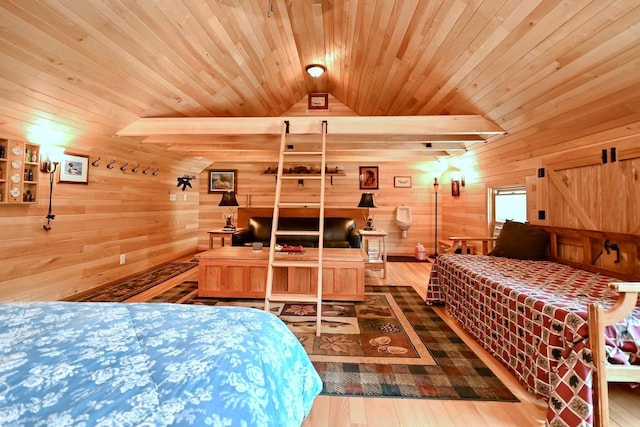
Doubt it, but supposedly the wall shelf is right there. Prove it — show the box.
[0,139,40,205]
[263,166,345,185]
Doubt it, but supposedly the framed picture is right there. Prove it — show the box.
[308,93,328,110]
[394,176,412,188]
[59,153,89,184]
[359,166,379,190]
[208,169,237,193]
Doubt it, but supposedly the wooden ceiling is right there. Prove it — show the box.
[1,1,639,162]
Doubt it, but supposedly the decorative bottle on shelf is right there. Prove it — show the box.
[28,168,33,182]
[31,149,37,162]
[0,144,4,158]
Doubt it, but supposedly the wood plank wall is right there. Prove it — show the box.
[3,95,639,301]
[197,160,440,255]
[0,137,209,301]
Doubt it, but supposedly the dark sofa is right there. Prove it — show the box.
[232,217,361,248]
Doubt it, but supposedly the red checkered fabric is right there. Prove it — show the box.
[426,254,640,427]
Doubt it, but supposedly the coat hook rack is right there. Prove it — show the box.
[131,163,140,173]
[142,166,150,175]
[120,162,128,172]
[152,168,160,176]
[106,160,116,169]
[91,156,101,167]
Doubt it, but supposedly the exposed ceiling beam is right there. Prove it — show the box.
[118,115,505,137]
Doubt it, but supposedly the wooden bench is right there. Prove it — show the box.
[439,236,496,255]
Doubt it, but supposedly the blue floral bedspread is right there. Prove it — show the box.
[0,302,322,426]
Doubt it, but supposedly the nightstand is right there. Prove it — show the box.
[207,229,242,249]
[358,228,388,278]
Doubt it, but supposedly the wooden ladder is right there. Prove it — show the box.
[264,120,327,336]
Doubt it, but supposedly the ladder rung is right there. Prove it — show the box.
[280,175,322,180]
[278,202,321,208]
[271,260,319,268]
[275,230,319,236]
[267,293,319,303]
[283,151,323,155]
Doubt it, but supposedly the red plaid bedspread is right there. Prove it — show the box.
[427,254,640,427]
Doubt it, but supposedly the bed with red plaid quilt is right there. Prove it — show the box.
[427,254,640,427]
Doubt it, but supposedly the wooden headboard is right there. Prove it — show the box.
[538,225,640,281]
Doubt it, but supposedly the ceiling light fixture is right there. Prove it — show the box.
[305,64,326,78]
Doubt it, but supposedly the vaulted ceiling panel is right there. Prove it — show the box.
[0,0,638,161]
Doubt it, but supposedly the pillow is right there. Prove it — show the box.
[487,220,550,260]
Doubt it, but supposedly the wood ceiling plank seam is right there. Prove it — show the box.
[431,0,562,113]
[445,0,618,115]
[179,1,259,85]
[386,0,460,113]
[341,0,363,107]
[204,13,276,115]
[230,0,299,111]
[468,0,636,121]
[408,0,508,112]
[81,0,216,115]
[494,5,640,122]
[0,5,169,118]
[371,1,439,114]
[419,0,521,113]
[328,0,348,103]
[321,2,337,99]
[362,0,423,114]
[344,0,371,109]
[495,43,640,131]
[181,2,290,115]
[350,0,399,113]
[264,0,308,106]
[0,48,139,132]
[48,0,212,117]
[312,2,326,64]
[351,0,388,113]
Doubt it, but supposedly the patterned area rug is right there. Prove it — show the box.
[69,262,198,302]
[150,282,518,402]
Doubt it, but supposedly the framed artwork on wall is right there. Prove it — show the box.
[359,166,378,190]
[208,169,237,193]
[59,153,89,184]
[394,176,412,188]
[308,93,328,110]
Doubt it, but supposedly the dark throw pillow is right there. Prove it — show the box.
[487,220,550,260]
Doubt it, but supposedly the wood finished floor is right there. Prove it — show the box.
[140,255,640,427]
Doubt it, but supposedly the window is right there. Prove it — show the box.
[490,186,527,235]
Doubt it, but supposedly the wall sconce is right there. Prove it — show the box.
[451,172,465,197]
[219,190,239,230]
[305,64,326,78]
[357,192,377,230]
[40,147,63,231]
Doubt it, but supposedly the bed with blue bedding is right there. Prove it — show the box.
[0,302,322,426]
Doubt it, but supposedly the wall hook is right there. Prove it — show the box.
[152,168,160,176]
[106,160,116,169]
[604,239,621,264]
[131,163,140,173]
[120,162,128,172]
[91,156,101,167]
[142,166,150,175]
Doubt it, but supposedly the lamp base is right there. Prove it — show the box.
[363,225,376,231]
[223,225,236,231]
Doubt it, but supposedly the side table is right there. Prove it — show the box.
[358,228,388,279]
[207,228,241,249]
